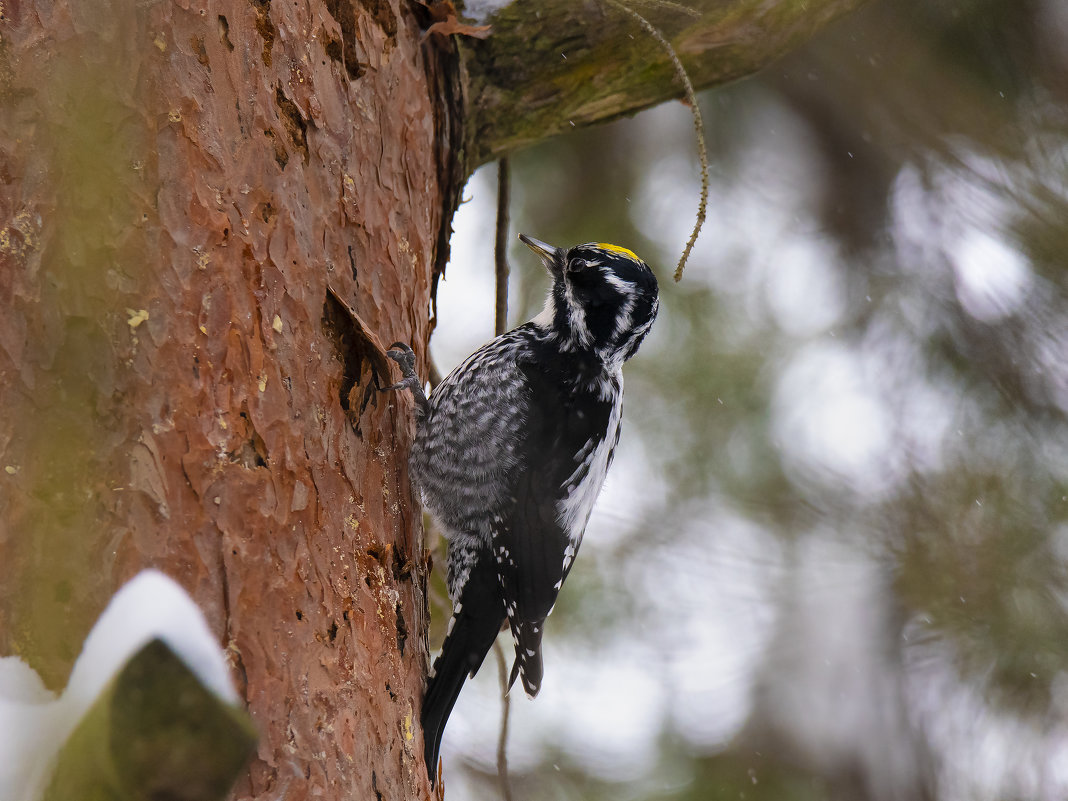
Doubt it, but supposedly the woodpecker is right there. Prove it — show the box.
[386,234,659,784]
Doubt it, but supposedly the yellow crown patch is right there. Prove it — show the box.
[596,242,641,262]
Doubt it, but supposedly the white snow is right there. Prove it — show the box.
[460,0,513,24]
[950,228,1033,322]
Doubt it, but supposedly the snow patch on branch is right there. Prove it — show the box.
[461,0,513,24]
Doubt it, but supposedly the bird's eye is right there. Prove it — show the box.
[567,258,588,273]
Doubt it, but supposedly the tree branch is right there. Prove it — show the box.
[43,639,256,801]
[458,0,869,167]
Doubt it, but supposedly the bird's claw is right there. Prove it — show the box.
[382,341,430,414]
[385,341,417,376]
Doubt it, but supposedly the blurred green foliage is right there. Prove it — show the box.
[439,0,1068,798]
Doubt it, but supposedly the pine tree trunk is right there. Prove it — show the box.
[0,1,444,798]
[0,0,863,799]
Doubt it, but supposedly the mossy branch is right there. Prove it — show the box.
[458,0,868,169]
[43,639,257,801]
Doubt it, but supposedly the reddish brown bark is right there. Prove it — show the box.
[0,0,442,798]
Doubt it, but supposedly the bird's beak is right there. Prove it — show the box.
[519,233,564,276]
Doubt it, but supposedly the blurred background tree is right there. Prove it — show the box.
[432,0,1068,798]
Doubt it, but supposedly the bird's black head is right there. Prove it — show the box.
[520,234,659,367]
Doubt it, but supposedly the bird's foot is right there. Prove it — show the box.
[385,342,417,377]
[382,342,430,413]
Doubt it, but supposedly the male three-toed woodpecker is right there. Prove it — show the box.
[387,233,659,784]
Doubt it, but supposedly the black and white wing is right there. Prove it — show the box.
[409,328,531,576]
[496,357,618,697]
[416,328,537,778]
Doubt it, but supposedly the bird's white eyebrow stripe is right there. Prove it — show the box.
[602,270,635,292]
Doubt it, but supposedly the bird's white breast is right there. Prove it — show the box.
[556,371,624,555]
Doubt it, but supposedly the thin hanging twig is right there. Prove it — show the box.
[492,158,515,801]
[494,158,511,336]
[493,642,514,801]
[602,0,709,281]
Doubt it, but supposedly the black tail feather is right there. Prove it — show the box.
[421,562,503,786]
[506,618,545,697]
